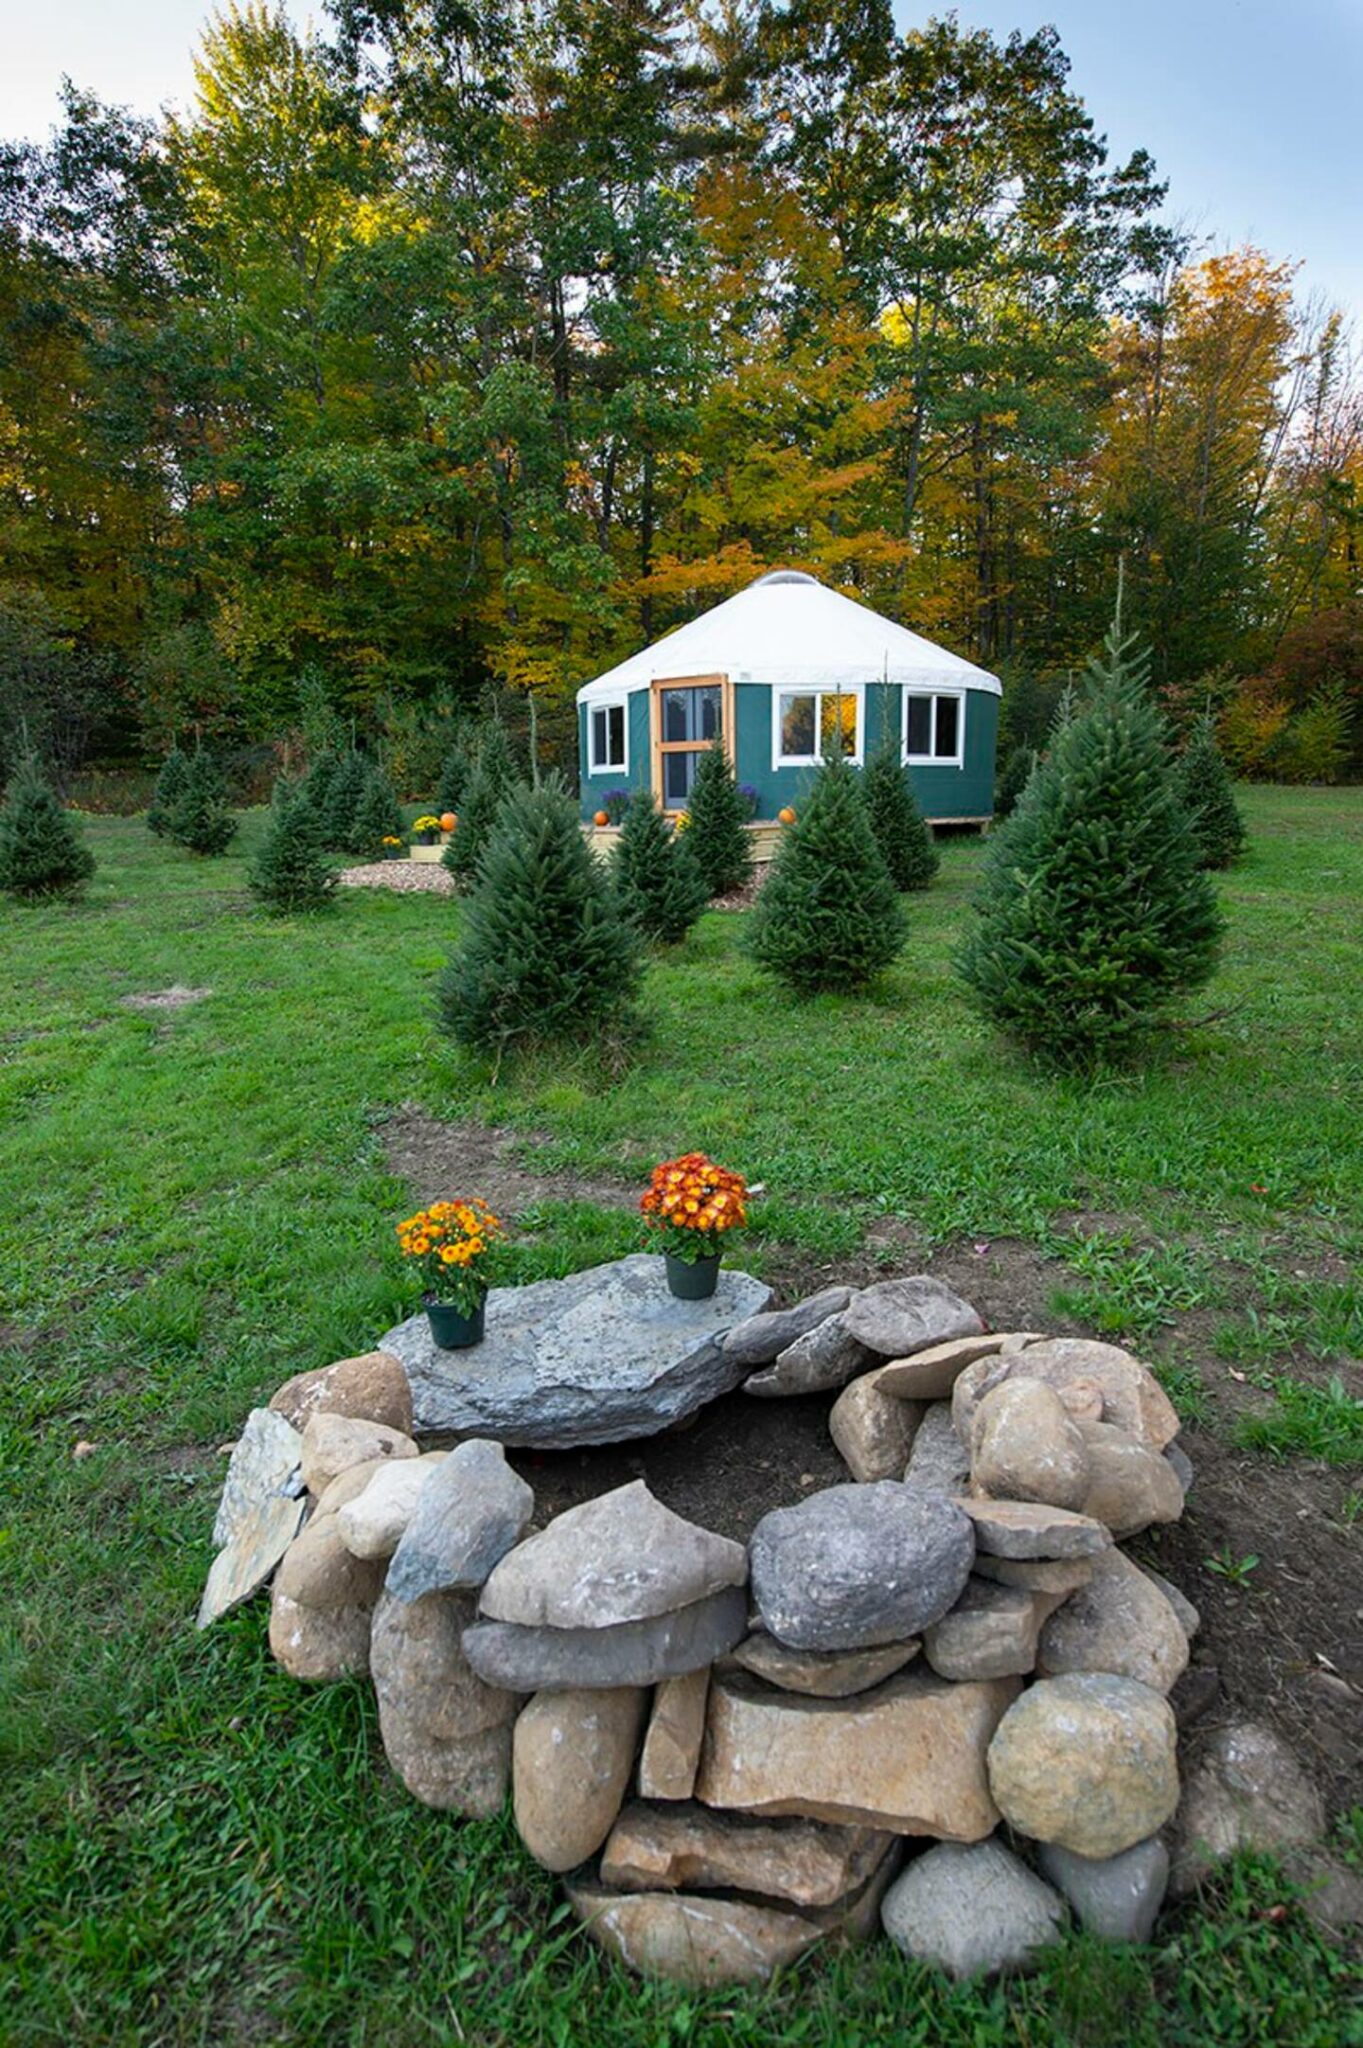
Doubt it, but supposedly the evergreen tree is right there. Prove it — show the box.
[684,738,752,897]
[326,750,370,852]
[248,780,338,911]
[611,792,709,945]
[146,744,189,836]
[443,720,518,889]
[1176,716,1246,868]
[957,618,1223,1064]
[300,748,342,822]
[993,743,1038,820]
[0,755,97,898]
[861,742,940,889]
[349,762,406,859]
[438,778,641,1062]
[436,729,476,815]
[166,749,237,855]
[747,754,908,995]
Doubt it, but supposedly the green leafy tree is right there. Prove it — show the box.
[957,618,1222,1063]
[861,742,939,889]
[683,739,752,897]
[1176,717,1246,868]
[146,745,191,836]
[747,753,907,994]
[438,778,641,1063]
[248,781,338,911]
[167,749,237,855]
[443,721,518,889]
[0,755,97,898]
[349,762,405,859]
[611,792,709,944]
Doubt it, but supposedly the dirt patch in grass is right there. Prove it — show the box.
[119,985,213,1011]
[381,1106,634,1215]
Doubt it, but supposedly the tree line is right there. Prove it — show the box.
[1,0,1360,786]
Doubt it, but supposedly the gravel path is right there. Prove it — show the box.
[339,860,456,895]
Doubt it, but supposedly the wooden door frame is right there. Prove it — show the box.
[649,673,734,812]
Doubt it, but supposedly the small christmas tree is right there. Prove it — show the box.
[611,793,709,945]
[248,781,338,912]
[166,749,237,855]
[993,743,1038,820]
[300,749,341,821]
[438,778,641,1061]
[1176,715,1246,869]
[861,741,939,890]
[436,728,477,815]
[325,750,370,852]
[683,739,753,897]
[0,755,97,898]
[957,613,1222,1064]
[349,762,406,859]
[443,720,518,889]
[747,753,907,994]
[146,745,190,836]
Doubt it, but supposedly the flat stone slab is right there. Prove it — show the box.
[380,1255,772,1446]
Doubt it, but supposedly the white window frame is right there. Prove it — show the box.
[772,684,865,769]
[902,689,966,768]
[587,697,628,776]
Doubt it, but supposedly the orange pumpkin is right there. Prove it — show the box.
[778,806,797,825]
[439,811,457,832]
[593,809,610,827]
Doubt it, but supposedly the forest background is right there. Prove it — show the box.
[2,0,1360,793]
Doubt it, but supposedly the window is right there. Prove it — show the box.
[903,691,964,766]
[653,679,725,808]
[774,688,862,766]
[589,700,627,774]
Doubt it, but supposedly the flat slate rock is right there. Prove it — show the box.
[381,1255,771,1445]
[463,1585,749,1691]
[841,1277,984,1359]
[198,1408,306,1629]
[750,1482,974,1651]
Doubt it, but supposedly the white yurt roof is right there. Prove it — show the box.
[576,570,1001,705]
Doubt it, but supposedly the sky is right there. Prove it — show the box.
[0,0,1359,318]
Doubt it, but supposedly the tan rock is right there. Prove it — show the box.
[871,1334,1011,1401]
[969,1379,1091,1511]
[336,1456,440,1560]
[972,1554,1094,1595]
[923,1578,1044,1681]
[275,1513,385,1610]
[829,1373,922,1482]
[955,1497,1112,1560]
[724,1632,919,1699]
[988,1673,1179,1858]
[601,1801,893,1908]
[316,1448,446,1519]
[268,1588,376,1681]
[639,1669,709,1800]
[299,1411,418,1496]
[566,1883,821,1987]
[513,1686,647,1872]
[695,1668,1017,1838]
[1037,1547,1189,1692]
[953,1340,1179,1451]
[1057,1377,1105,1424]
[270,1349,413,1434]
[1078,1421,1185,1537]
[370,1587,520,1815]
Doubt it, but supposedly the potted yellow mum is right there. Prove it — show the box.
[397,1198,504,1348]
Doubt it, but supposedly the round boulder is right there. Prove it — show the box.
[987,1672,1179,1858]
[969,1379,1091,1511]
[749,1482,975,1652]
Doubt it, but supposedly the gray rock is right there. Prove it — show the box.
[1169,1721,1326,1897]
[871,1334,1013,1401]
[749,1482,974,1651]
[386,1439,533,1601]
[479,1480,746,1628]
[841,1276,984,1359]
[720,1286,851,1367]
[903,1403,972,1496]
[199,1408,305,1628]
[1037,1836,1169,1943]
[973,1554,1094,1596]
[380,1254,771,1445]
[955,1497,1112,1560]
[881,1839,1065,1979]
[1037,1547,1189,1693]
[1164,1442,1194,1494]
[463,1585,748,1690]
[1135,1563,1200,1640]
[923,1578,1045,1681]
[370,1587,521,1814]
[742,1312,875,1397]
[724,1632,919,1698]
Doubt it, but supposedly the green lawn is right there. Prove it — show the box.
[2,787,1361,2046]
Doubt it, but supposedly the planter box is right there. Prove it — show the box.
[409,833,452,864]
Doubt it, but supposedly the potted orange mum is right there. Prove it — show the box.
[397,1198,504,1348]
[641,1151,748,1300]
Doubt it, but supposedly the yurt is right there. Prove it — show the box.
[576,570,1001,846]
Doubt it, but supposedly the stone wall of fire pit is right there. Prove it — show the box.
[199,1263,1332,1987]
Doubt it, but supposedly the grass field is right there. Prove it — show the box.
[2,785,1361,2046]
